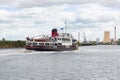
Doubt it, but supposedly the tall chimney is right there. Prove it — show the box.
[114,27,116,45]
[78,32,80,42]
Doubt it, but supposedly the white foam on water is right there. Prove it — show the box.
[0,48,62,56]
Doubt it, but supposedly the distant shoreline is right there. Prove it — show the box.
[0,40,26,48]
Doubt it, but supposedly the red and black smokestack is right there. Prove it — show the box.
[52,29,58,37]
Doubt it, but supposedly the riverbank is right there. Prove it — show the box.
[0,40,25,48]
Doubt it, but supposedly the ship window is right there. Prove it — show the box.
[39,43,44,46]
[55,43,57,46]
[52,43,54,46]
[58,43,62,46]
[67,34,69,36]
[58,38,61,40]
[55,38,57,40]
[26,43,31,45]
[33,43,37,46]
[72,39,77,43]
[30,43,32,45]
[45,43,49,46]
[62,38,70,43]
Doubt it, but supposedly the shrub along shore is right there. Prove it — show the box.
[0,40,26,48]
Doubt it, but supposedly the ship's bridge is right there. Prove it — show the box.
[58,33,73,38]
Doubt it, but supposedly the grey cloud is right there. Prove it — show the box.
[70,17,111,26]
[34,20,45,24]
[0,0,120,8]
[74,19,95,24]
[10,15,33,19]
[68,16,112,30]
[0,19,12,24]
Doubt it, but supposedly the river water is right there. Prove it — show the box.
[0,45,120,80]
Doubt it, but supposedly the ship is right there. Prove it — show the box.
[25,28,78,51]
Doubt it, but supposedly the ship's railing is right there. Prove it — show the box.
[26,34,51,41]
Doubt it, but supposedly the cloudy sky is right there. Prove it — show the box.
[0,0,120,41]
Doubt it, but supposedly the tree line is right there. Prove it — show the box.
[0,40,26,48]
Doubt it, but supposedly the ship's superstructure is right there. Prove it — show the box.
[25,29,78,51]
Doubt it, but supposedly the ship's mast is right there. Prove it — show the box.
[65,21,67,33]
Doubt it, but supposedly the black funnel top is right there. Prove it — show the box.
[52,29,57,32]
